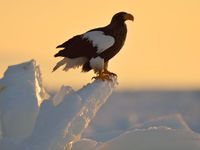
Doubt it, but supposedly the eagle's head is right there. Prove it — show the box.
[111,12,134,24]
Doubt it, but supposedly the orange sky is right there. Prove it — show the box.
[0,0,200,90]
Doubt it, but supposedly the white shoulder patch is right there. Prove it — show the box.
[82,31,115,54]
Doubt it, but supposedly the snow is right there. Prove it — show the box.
[0,60,117,150]
[95,127,200,150]
[83,91,200,141]
[136,114,192,131]
[23,78,116,150]
[71,138,99,150]
[52,85,73,106]
[0,60,49,138]
[0,59,200,150]
[95,114,200,150]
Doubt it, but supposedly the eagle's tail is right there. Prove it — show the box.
[53,57,87,72]
[54,49,66,57]
[52,58,68,72]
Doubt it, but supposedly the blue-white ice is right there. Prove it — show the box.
[0,60,200,150]
[0,60,117,150]
[0,60,49,138]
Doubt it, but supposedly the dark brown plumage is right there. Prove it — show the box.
[53,12,134,80]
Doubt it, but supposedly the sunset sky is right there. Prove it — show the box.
[0,0,200,91]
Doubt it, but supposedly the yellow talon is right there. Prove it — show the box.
[92,73,112,81]
[103,69,117,77]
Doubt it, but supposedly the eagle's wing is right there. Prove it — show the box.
[82,31,115,54]
[55,31,115,58]
[55,35,94,58]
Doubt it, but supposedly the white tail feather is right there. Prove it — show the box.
[53,57,87,72]
[63,57,87,71]
[52,58,68,72]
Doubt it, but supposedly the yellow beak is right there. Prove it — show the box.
[124,13,134,21]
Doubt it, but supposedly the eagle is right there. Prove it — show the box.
[53,12,134,81]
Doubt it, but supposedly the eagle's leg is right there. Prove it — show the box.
[103,69,117,77]
[92,72,112,81]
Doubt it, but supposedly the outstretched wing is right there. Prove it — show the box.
[54,31,115,59]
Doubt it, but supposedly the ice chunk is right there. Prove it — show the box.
[71,138,99,150]
[95,114,200,150]
[20,76,117,150]
[0,60,49,138]
[95,127,200,150]
[0,59,117,150]
[136,114,192,131]
[52,85,73,106]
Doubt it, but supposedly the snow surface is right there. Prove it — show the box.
[0,60,117,150]
[83,91,200,141]
[73,114,200,150]
[0,60,49,138]
[71,138,99,150]
[95,125,200,150]
[0,60,200,150]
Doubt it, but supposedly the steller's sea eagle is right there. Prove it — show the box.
[53,12,134,81]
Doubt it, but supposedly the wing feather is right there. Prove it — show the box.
[82,31,115,54]
[54,35,96,58]
[54,31,115,59]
